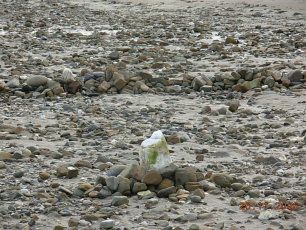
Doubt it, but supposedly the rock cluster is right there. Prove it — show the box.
[1,67,305,98]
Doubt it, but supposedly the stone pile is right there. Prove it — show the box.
[1,67,305,98]
[54,163,215,205]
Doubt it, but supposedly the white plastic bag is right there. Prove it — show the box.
[140,130,171,170]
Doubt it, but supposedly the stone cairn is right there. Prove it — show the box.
[0,66,305,97]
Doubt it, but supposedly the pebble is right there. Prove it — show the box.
[100,219,115,229]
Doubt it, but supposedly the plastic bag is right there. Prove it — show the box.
[140,130,171,170]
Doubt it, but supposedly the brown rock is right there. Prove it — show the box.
[97,81,111,93]
[158,178,174,190]
[39,171,50,180]
[78,183,94,191]
[0,152,12,161]
[185,182,202,191]
[119,164,145,181]
[65,81,81,94]
[142,170,162,185]
[52,86,65,95]
[74,160,92,168]
[113,72,127,90]
[175,168,197,186]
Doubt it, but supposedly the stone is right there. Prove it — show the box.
[248,189,260,198]
[218,107,227,115]
[26,76,48,88]
[233,78,261,92]
[287,70,303,83]
[14,170,24,178]
[157,186,177,198]
[6,78,20,88]
[0,152,12,161]
[117,176,131,194]
[189,224,200,230]
[56,165,79,178]
[113,72,127,90]
[132,182,147,193]
[107,165,127,177]
[0,161,6,169]
[142,170,163,185]
[145,198,159,209]
[258,210,280,220]
[97,81,111,93]
[185,182,202,191]
[109,51,120,60]
[210,173,234,188]
[264,76,275,88]
[74,160,92,168]
[111,196,129,206]
[140,83,150,92]
[228,100,240,112]
[201,105,212,114]
[225,36,238,44]
[39,171,50,180]
[0,80,9,92]
[65,81,81,94]
[68,217,79,227]
[192,188,205,199]
[100,219,115,229]
[137,190,155,199]
[175,168,197,186]
[119,164,145,181]
[192,75,213,91]
[106,176,119,191]
[190,195,202,203]
[231,183,244,191]
[78,183,94,191]
[67,168,78,179]
[52,86,65,95]
[159,163,178,179]
[99,187,112,198]
[62,68,76,83]
[158,178,174,190]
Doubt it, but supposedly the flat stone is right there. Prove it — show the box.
[99,219,115,229]
[26,76,48,87]
[210,173,233,188]
[111,196,129,206]
[137,190,155,199]
[107,165,127,177]
[158,178,174,190]
[74,160,92,168]
[185,182,202,191]
[157,186,177,198]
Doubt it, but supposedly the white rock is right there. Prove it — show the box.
[258,210,280,220]
[62,68,76,83]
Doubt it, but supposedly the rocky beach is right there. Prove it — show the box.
[0,0,306,229]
